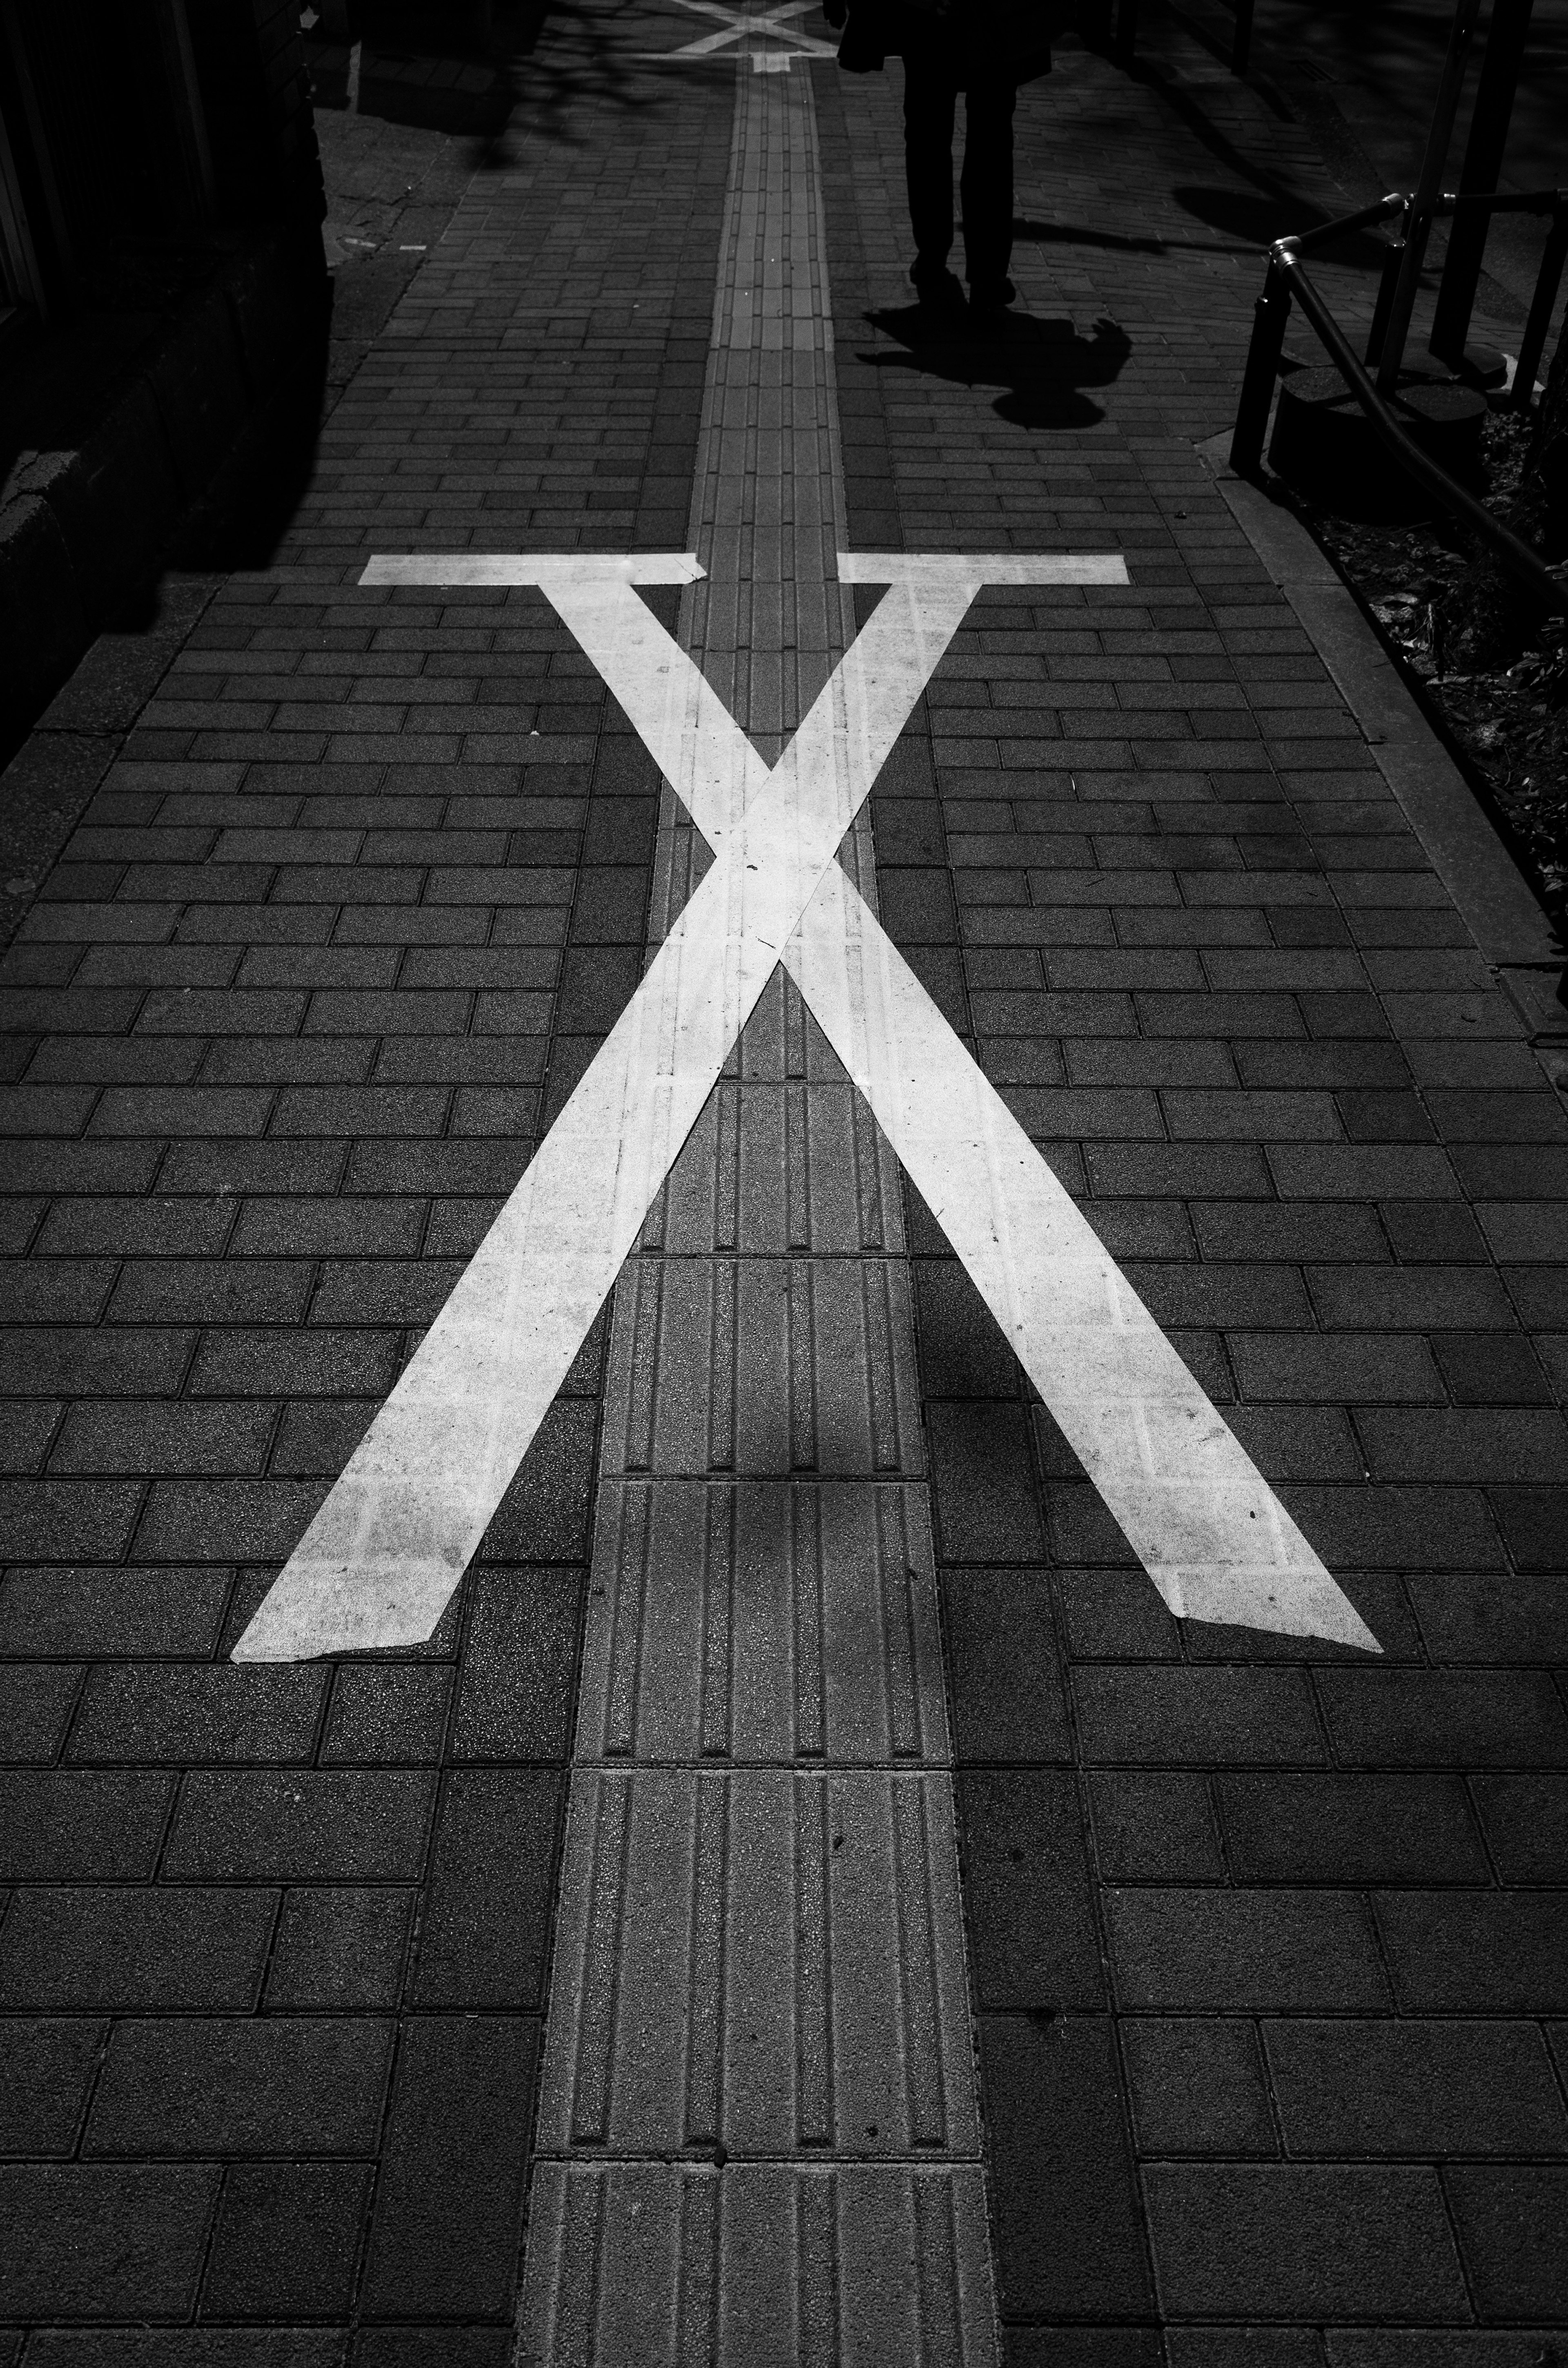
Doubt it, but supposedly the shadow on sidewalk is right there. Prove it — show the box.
[308,0,669,163]
[862,305,1133,430]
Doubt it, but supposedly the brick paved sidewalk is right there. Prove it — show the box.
[2,5,1566,2364]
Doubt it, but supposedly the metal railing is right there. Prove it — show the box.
[1228,188,1568,621]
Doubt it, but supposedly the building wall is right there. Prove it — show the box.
[0,0,328,758]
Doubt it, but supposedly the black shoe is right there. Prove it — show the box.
[910,263,967,317]
[967,276,1017,326]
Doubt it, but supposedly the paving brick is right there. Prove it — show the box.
[927,1401,1046,1562]
[1471,1775,1568,1880]
[1143,2165,1466,2320]
[1490,1487,1568,1572]
[1073,1667,1324,1766]
[0,1398,63,1473]
[322,1665,453,1765]
[941,1569,1073,1763]
[1226,1402,1364,1481]
[476,1392,599,1563]
[1169,2339,1323,2368]
[1379,1202,1494,1265]
[0,2164,220,2319]
[85,2017,393,2154]
[1089,1772,1223,1882]
[1264,2020,1568,2157]
[0,1566,228,1657]
[1230,1334,1443,1402]
[51,1400,276,1475]
[1322,2341,1559,2368]
[1444,2167,1568,2320]
[359,2016,538,2319]
[1318,1670,1568,1766]
[202,2161,373,2319]
[1216,1773,1487,1883]
[1376,1893,1568,2009]
[163,1771,435,1879]
[107,1260,315,1324]
[1276,1483,1505,1570]
[1356,1409,1568,1482]
[448,1568,581,1763]
[134,1478,333,1560]
[1192,1204,1390,1262]
[1107,1890,1389,2012]
[958,1770,1104,2011]
[0,1260,116,1322]
[1058,1568,1182,1660]
[0,1771,173,1878]
[915,1261,1027,1398]
[0,1662,83,1761]
[1305,1267,1515,1329]
[37,1197,235,1258]
[306,1262,463,1328]
[980,2015,1154,2321]
[1124,1261,1315,1330]
[69,1664,326,1765]
[0,1887,275,2010]
[263,1888,414,2013]
[1123,2018,1275,2156]
[1426,1088,1568,1143]
[410,1770,563,2009]
[227,1199,425,1257]
[1430,1329,1555,1404]
[189,1330,401,1397]
[353,2332,514,2368]
[0,2019,106,2154]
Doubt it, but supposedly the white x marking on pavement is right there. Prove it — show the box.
[638,0,835,71]
[233,553,1379,1663]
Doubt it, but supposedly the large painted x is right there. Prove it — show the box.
[234,553,1378,1661]
[638,0,836,68]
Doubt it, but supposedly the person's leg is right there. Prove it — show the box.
[903,57,958,285]
[959,77,1017,305]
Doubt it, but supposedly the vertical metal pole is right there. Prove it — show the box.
[1365,211,1410,368]
[1511,202,1568,408]
[1232,0,1255,75]
[1230,259,1292,475]
[1431,0,1535,362]
[1376,0,1485,392]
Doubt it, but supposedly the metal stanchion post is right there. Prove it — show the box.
[1511,202,1568,408]
[1365,209,1410,368]
[1431,0,1535,366]
[1232,0,1255,75]
[1230,259,1292,474]
[1375,0,1485,393]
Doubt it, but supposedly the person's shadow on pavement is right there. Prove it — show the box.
[862,304,1132,430]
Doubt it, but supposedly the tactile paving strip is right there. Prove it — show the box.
[515,40,1000,2364]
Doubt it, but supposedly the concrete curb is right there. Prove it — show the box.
[1196,431,1567,1076]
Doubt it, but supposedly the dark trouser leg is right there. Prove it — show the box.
[903,58,957,276]
[960,77,1017,299]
